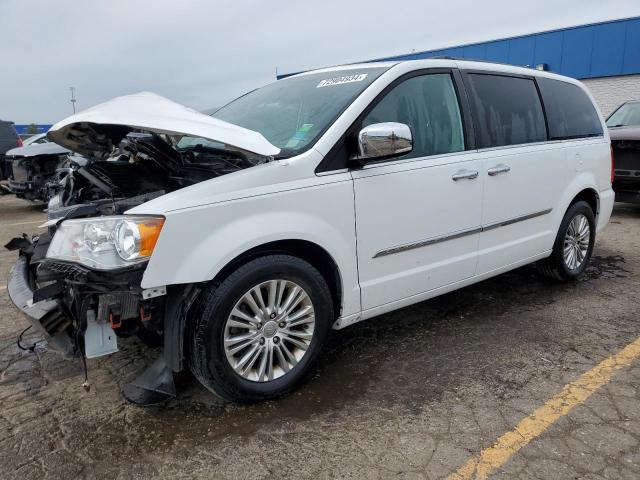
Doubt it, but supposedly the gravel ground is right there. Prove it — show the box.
[1,192,639,479]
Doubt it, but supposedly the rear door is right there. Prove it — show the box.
[461,72,567,274]
[536,77,609,194]
[351,70,483,311]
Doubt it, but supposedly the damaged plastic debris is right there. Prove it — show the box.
[122,356,176,406]
[84,310,118,359]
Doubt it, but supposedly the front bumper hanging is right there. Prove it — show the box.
[7,245,187,406]
[7,256,74,356]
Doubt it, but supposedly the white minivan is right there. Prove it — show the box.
[8,59,614,404]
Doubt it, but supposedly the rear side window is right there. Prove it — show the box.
[537,78,603,139]
[465,74,547,148]
[361,73,465,159]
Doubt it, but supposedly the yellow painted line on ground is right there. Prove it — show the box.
[448,336,640,480]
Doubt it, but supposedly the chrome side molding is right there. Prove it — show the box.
[373,208,553,258]
[482,208,553,232]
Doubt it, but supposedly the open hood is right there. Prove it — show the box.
[48,92,281,158]
[6,142,70,158]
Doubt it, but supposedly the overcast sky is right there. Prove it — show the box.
[1,0,639,124]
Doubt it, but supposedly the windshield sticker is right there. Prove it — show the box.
[317,73,368,88]
[285,124,314,149]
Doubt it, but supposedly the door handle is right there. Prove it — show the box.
[452,169,479,181]
[487,164,511,176]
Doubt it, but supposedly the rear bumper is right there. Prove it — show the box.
[614,189,640,204]
[597,188,615,234]
[7,256,74,356]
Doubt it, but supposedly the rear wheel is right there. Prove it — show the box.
[537,200,595,281]
[188,254,333,402]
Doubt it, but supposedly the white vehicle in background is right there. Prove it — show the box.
[8,59,613,405]
[22,133,51,146]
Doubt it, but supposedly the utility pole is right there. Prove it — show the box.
[69,87,77,114]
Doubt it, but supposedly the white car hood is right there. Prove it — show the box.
[6,142,69,157]
[47,91,280,157]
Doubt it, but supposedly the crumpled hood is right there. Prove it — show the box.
[6,142,70,158]
[47,91,281,158]
[609,126,640,141]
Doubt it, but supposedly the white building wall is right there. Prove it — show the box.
[582,74,640,117]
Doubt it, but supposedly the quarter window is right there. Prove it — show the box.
[362,73,465,160]
[466,74,547,148]
[537,78,603,139]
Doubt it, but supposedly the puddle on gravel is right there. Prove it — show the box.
[582,255,629,280]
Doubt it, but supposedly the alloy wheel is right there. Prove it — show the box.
[223,280,316,382]
[563,214,590,270]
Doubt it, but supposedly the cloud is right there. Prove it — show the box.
[1,0,638,123]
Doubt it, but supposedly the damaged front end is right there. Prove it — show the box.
[7,143,71,203]
[7,230,152,359]
[5,213,197,404]
[5,91,281,405]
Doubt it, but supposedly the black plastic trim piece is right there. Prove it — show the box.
[163,284,199,373]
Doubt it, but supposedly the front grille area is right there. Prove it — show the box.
[97,293,140,323]
[43,261,89,278]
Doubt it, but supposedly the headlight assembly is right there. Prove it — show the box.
[46,216,165,270]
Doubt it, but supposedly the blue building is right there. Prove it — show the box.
[281,16,640,116]
[13,124,53,137]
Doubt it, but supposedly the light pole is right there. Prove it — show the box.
[69,86,77,114]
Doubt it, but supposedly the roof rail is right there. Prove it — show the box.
[426,56,535,69]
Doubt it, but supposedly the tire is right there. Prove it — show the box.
[537,200,596,281]
[188,254,333,403]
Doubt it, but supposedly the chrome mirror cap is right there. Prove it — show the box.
[357,122,412,161]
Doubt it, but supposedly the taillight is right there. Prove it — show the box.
[16,137,23,147]
[610,143,614,184]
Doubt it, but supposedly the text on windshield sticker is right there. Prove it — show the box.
[317,73,368,88]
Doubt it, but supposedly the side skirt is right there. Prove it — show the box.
[334,250,552,329]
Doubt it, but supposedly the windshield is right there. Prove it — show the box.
[212,67,389,157]
[607,102,640,127]
[176,136,225,150]
[23,133,48,146]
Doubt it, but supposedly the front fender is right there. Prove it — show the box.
[141,178,361,317]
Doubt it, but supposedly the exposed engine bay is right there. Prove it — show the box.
[46,129,266,216]
[7,144,70,203]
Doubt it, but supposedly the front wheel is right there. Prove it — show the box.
[537,200,596,281]
[188,254,333,403]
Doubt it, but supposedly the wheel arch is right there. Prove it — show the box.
[556,173,601,230]
[569,187,599,218]
[208,239,344,320]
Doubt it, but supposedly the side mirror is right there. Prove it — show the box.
[353,122,412,164]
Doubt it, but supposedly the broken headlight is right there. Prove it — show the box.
[47,216,165,270]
